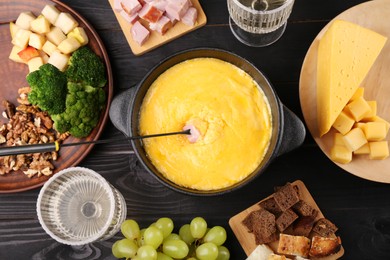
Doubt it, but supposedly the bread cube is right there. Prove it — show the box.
[9,45,26,63]
[30,15,51,34]
[15,12,36,30]
[67,27,89,46]
[48,50,69,71]
[42,40,58,56]
[46,26,67,46]
[369,141,389,160]
[277,234,310,258]
[346,96,372,122]
[57,37,81,54]
[41,5,60,25]
[354,143,370,155]
[29,33,46,50]
[330,145,352,164]
[342,127,367,152]
[332,110,354,135]
[11,28,32,48]
[363,122,388,141]
[27,56,44,72]
[55,12,79,34]
[10,22,21,39]
[349,87,364,103]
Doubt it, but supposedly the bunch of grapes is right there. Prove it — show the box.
[112,217,230,260]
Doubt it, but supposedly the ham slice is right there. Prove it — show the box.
[138,4,164,23]
[121,0,142,15]
[165,0,191,21]
[150,0,167,11]
[131,21,150,45]
[149,15,172,35]
[181,7,197,26]
[120,9,139,24]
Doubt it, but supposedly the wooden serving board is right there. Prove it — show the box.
[299,0,390,183]
[107,0,207,56]
[229,180,344,259]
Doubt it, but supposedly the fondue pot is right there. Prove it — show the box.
[109,48,305,196]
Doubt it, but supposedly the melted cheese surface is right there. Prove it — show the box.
[139,58,272,190]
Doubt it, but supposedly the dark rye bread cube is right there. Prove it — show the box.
[312,218,338,237]
[242,208,278,244]
[276,208,299,232]
[293,200,319,218]
[293,216,316,237]
[273,182,300,211]
[258,197,283,216]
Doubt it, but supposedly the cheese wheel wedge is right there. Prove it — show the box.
[317,20,387,136]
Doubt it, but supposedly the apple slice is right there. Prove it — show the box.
[17,46,40,62]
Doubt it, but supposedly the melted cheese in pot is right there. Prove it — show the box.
[139,58,272,190]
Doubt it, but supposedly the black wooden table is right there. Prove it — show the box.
[1,0,390,259]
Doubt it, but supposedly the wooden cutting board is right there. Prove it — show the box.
[107,0,207,56]
[229,180,344,259]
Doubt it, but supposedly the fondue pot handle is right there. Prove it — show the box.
[277,105,306,156]
[109,87,137,136]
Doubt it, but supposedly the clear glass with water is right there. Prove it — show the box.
[37,167,127,245]
[227,0,295,46]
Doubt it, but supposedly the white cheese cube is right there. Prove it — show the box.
[41,5,60,25]
[29,33,46,50]
[46,26,67,46]
[55,12,79,34]
[57,37,81,54]
[15,12,36,30]
[48,50,69,71]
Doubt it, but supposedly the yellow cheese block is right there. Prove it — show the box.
[369,141,389,160]
[317,20,387,136]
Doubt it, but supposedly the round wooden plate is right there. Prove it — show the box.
[299,0,390,183]
[0,0,113,192]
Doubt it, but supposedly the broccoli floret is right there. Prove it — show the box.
[52,82,106,138]
[26,64,67,115]
[66,46,107,88]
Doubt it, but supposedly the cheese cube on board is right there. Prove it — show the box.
[346,97,372,122]
[349,87,364,103]
[363,122,388,141]
[316,20,387,136]
[331,145,352,164]
[369,141,389,160]
[332,110,354,135]
[354,143,370,155]
[342,127,367,152]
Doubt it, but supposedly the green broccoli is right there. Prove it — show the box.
[52,82,106,138]
[65,46,107,88]
[26,63,67,115]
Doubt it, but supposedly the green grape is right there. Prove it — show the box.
[144,226,164,249]
[157,252,174,260]
[196,242,218,260]
[216,246,230,260]
[121,219,140,240]
[179,224,195,245]
[162,239,189,259]
[155,217,174,238]
[203,226,227,246]
[163,233,181,243]
[137,228,147,247]
[187,258,198,260]
[190,217,208,239]
[112,238,138,259]
[137,245,158,260]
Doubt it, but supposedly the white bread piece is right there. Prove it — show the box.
[246,244,273,260]
[277,234,310,258]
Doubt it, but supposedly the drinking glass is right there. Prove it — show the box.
[37,167,127,245]
[227,0,295,47]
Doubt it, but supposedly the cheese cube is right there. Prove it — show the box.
[48,50,69,71]
[30,15,51,34]
[42,40,58,56]
[10,22,21,39]
[349,87,364,103]
[343,127,367,151]
[46,26,67,46]
[371,116,390,132]
[41,5,60,24]
[11,28,32,48]
[334,132,346,146]
[15,12,36,30]
[57,37,81,54]
[354,122,366,130]
[67,27,89,46]
[332,110,354,135]
[369,141,389,160]
[361,101,377,121]
[363,122,388,141]
[29,33,46,50]
[27,56,44,72]
[354,143,370,155]
[9,45,26,63]
[55,12,79,34]
[330,145,352,164]
[346,97,372,122]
